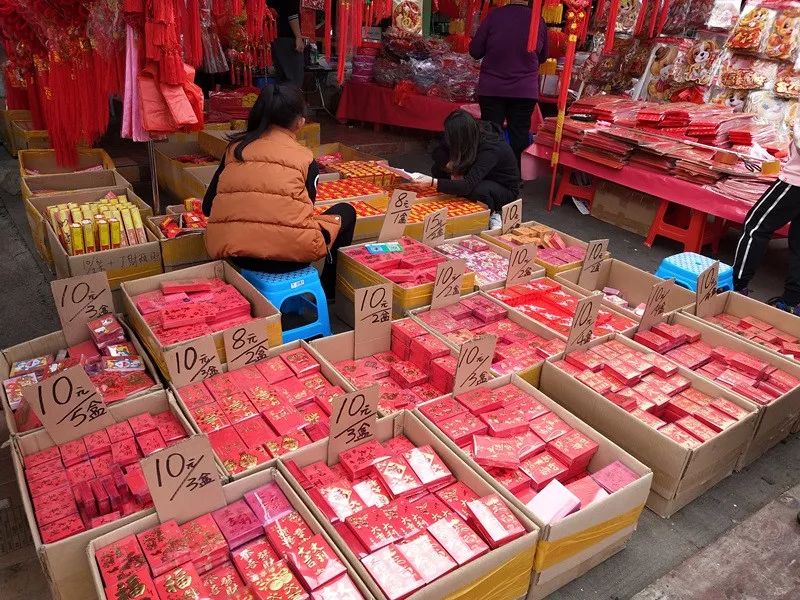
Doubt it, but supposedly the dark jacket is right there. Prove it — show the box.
[432,122,520,197]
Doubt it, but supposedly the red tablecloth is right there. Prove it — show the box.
[522,143,764,226]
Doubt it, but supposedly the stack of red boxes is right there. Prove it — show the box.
[704,312,800,360]
[3,314,156,433]
[553,338,753,447]
[23,409,189,543]
[94,481,364,600]
[178,347,341,475]
[341,237,455,287]
[419,382,640,523]
[488,279,637,338]
[412,296,567,374]
[132,278,254,346]
[634,321,800,405]
[284,436,527,599]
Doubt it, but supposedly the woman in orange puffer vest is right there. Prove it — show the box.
[203,84,356,297]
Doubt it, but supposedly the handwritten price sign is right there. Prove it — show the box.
[141,436,226,523]
[453,335,497,395]
[501,199,522,234]
[564,293,602,354]
[327,387,379,464]
[422,207,447,247]
[639,279,675,332]
[378,190,416,242]
[506,243,539,286]
[431,259,466,310]
[577,239,608,289]
[51,273,113,346]
[223,318,270,371]
[164,336,223,388]
[354,284,393,359]
[695,261,719,318]
[23,366,113,444]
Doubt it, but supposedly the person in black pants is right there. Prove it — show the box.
[268,0,306,88]
[430,110,521,229]
[203,153,356,298]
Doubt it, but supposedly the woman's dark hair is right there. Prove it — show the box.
[443,110,499,174]
[228,83,307,161]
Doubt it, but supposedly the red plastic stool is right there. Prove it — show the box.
[644,199,719,253]
[548,166,597,211]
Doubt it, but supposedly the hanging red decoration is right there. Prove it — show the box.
[603,0,619,53]
[527,0,544,52]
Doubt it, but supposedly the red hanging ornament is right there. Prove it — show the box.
[527,0,544,52]
[603,0,619,53]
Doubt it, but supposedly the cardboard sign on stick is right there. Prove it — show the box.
[378,190,415,241]
[222,318,271,371]
[577,239,608,289]
[501,200,522,233]
[354,284,393,359]
[164,335,223,388]
[564,293,602,354]
[453,335,497,396]
[695,261,720,318]
[430,259,466,310]
[327,387,379,464]
[506,243,539,286]
[51,272,113,346]
[638,279,675,332]
[422,207,447,247]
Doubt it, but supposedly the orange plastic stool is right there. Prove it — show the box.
[548,166,597,211]
[644,199,719,253]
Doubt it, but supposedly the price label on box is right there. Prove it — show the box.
[695,261,719,318]
[501,199,522,234]
[431,259,466,310]
[164,335,223,387]
[354,284,393,359]
[24,366,114,444]
[422,207,447,247]
[577,239,608,289]
[453,334,497,395]
[328,387,379,464]
[639,279,675,332]
[222,318,271,371]
[506,243,538,286]
[141,436,226,523]
[378,190,416,242]
[564,293,602,354]
[51,272,114,346]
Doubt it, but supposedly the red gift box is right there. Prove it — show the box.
[136,520,190,577]
[374,455,425,498]
[266,511,314,555]
[286,533,347,591]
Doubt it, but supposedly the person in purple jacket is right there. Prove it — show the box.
[469,1,549,167]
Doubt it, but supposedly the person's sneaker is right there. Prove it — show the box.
[489,212,502,230]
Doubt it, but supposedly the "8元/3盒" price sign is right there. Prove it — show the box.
[141,436,226,523]
[327,387,379,464]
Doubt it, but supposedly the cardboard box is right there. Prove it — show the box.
[314,142,388,182]
[11,120,51,152]
[120,261,282,381]
[24,186,153,269]
[415,374,652,591]
[11,390,194,600]
[0,108,31,154]
[669,312,800,469]
[403,201,491,242]
[555,259,696,323]
[112,157,146,185]
[21,170,131,203]
[86,466,376,600]
[153,141,218,200]
[278,410,540,600]
[590,181,659,238]
[315,194,389,243]
[182,164,219,199]
[1,316,163,437]
[18,149,115,179]
[539,335,759,517]
[199,122,322,160]
[171,340,352,480]
[144,213,211,272]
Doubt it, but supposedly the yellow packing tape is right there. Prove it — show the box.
[534,504,645,572]
[444,546,536,600]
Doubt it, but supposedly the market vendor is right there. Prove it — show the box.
[430,110,521,230]
[203,84,355,299]
[268,0,306,88]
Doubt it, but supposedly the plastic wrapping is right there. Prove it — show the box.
[673,33,726,86]
[704,0,741,31]
[774,65,800,97]
[764,7,800,61]
[745,90,797,143]
[709,87,752,111]
[639,41,695,102]
[727,5,776,54]
[662,0,692,35]
[718,52,778,89]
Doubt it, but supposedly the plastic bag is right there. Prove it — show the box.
[727,5,776,54]
[764,7,800,61]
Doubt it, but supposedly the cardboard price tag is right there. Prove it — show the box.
[164,336,223,388]
[501,199,522,234]
[222,318,271,371]
[354,284,393,360]
[141,436,226,523]
[328,387,379,464]
[564,293,602,354]
[506,243,539,286]
[422,207,447,247]
[378,189,416,242]
[577,239,608,289]
[638,279,675,333]
[23,366,113,444]
[695,261,720,318]
[51,273,114,346]
[453,335,497,395]
[430,259,466,310]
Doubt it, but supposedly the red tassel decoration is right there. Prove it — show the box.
[527,0,543,52]
[656,0,670,36]
[184,0,203,66]
[603,0,619,53]
[649,0,660,37]
[324,0,333,60]
[634,0,648,36]
[337,1,350,83]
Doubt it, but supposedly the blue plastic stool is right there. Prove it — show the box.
[240,266,331,343]
[654,252,734,293]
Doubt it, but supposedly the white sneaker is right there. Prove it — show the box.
[489,212,502,230]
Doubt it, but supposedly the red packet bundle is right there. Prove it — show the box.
[243,482,294,526]
[404,445,455,489]
[397,531,457,583]
[103,567,158,600]
[318,480,367,522]
[418,397,466,423]
[435,482,480,521]
[374,455,425,498]
[675,416,717,443]
[481,407,530,438]
[136,430,166,456]
[339,440,390,479]
[590,460,639,494]
[161,279,214,294]
[311,574,363,600]
[88,314,126,348]
[437,412,488,446]
[547,430,599,473]
[180,513,228,573]
[525,480,580,524]
[427,516,489,565]
[565,476,609,509]
[353,477,392,509]
[361,544,425,600]
[212,500,263,548]
[281,348,321,377]
[520,451,569,491]
[255,356,294,384]
[230,537,280,584]
[286,533,347,590]
[346,506,402,552]
[456,386,502,415]
[95,534,148,585]
[201,561,249,599]
[154,563,211,600]
[472,435,520,469]
[266,511,314,555]
[136,520,190,577]
[659,423,702,449]
[465,493,525,548]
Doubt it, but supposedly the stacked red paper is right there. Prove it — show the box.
[705,311,800,360]
[342,237,457,288]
